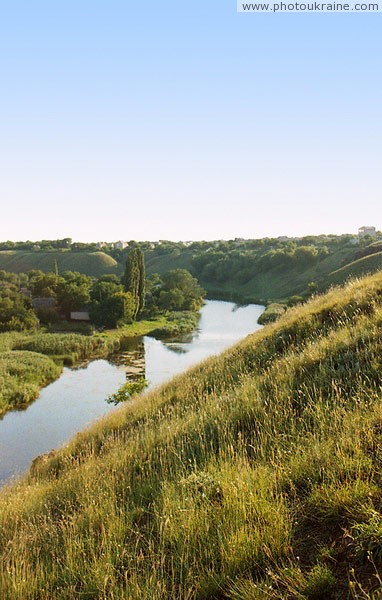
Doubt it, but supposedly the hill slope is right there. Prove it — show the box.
[0,251,120,278]
[144,244,382,303]
[1,242,382,303]
[1,273,382,598]
[328,251,382,285]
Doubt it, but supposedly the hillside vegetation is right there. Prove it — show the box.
[1,272,382,598]
[0,251,120,278]
[145,237,382,303]
[2,236,382,304]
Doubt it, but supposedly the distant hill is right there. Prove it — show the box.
[144,248,194,274]
[0,251,121,278]
[2,238,382,302]
[144,243,382,303]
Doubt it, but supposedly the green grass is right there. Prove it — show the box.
[103,315,169,338]
[0,331,26,352]
[145,248,194,275]
[0,332,117,413]
[0,351,62,415]
[2,272,382,597]
[328,251,382,285]
[14,332,120,361]
[0,250,120,277]
[148,311,199,338]
[257,302,286,324]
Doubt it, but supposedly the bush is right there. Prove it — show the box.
[257,303,286,325]
[149,311,199,338]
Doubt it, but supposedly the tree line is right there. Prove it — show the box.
[0,249,205,332]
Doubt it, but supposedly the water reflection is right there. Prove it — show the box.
[108,338,146,380]
[161,343,189,354]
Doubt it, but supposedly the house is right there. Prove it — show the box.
[96,241,107,249]
[358,226,376,239]
[32,297,57,310]
[70,311,90,322]
[113,241,128,249]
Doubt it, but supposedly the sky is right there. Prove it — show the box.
[0,0,381,242]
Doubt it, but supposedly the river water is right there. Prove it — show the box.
[0,301,263,486]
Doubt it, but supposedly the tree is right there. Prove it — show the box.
[0,288,38,332]
[159,269,205,311]
[56,272,91,318]
[89,291,135,327]
[137,247,145,314]
[28,271,62,298]
[122,248,145,319]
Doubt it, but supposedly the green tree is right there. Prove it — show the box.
[28,271,62,298]
[56,272,91,318]
[137,247,145,314]
[159,269,205,311]
[89,278,135,327]
[0,288,38,332]
[122,248,145,319]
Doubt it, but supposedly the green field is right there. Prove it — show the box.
[0,250,121,278]
[2,272,382,597]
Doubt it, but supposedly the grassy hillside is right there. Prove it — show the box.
[1,241,382,305]
[203,248,355,302]
[0,251,120,278]
[1,272,382,597]
[328,251,382,286]
[145,248,194,275]
[144,245,378,303]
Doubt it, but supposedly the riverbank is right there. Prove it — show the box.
[0,313,199,417]
[0,300,264,485]
[0,351,63,416]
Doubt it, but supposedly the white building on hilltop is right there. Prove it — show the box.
[358,226,376,239]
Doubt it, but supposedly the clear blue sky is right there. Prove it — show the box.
[0,0,381,241]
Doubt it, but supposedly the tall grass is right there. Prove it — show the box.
[14,332,119,363]
[0,351,62,415]
[1,273,382,597]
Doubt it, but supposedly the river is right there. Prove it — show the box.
[0,300,264,486]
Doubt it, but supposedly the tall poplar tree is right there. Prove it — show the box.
[123,248,145,319]
[137,248,145,314]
